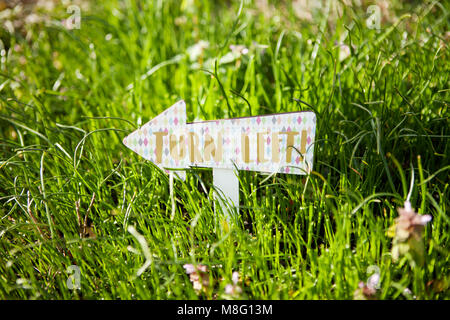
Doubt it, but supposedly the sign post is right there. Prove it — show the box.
[123,100,316,217]
[212,168,239,219]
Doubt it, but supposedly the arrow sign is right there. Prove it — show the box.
[123,100,316,216]
[123,100,316,173]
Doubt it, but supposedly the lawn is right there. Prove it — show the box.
[0,0,448,300]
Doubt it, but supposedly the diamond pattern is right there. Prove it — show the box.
[123,100,316,175]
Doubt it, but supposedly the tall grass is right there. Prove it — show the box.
[0,0,448,299]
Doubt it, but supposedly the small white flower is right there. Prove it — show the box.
[183,264,195,274]
[367,273,380,290]
[224,271,242,297]
[232,271,239,284]
[186,40,209,62]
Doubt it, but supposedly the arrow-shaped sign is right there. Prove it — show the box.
[123,100,316,217]
[123,100,316,175]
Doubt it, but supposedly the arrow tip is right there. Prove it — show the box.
[122,135,129,147]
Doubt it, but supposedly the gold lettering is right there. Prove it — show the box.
[154,131,168,164]
[300,130,307,161]
[169,134,186,161]
[204,132,223,162]
[241,133,253,163]
[271,132,281,163]
[188,131,203,163]
[257,132,268,163]
[279,131,299,163]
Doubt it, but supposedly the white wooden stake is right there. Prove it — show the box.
[169,171,175,220]
[212,168,239,220]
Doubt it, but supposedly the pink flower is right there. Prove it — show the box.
[224,271,242,297]
[395,201,431,241]
[183,264,210,293]
[389,201,432,264]
[354,281,378,300]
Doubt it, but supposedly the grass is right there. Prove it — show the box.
[0,0,448,300]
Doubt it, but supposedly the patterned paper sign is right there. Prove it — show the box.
[123,100,316,175]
